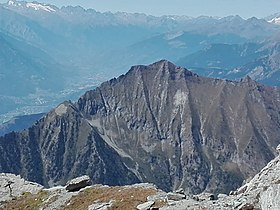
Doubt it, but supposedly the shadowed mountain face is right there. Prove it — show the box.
[1,60,280,194]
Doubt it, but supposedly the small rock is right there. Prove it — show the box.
[239,203,255,210]
[147,191,167,202]
[175,188,185,194]
[167,200,177,206]
[237,185,248,195]
[276,144,280,153]
[136,201,155,210]
[217,194,227,199]
[233,200,243,208]
[66,175,91,192]
[229,190,237,195]
[193,193,215,201]
[88,202,110,210]
[167,192,186,201]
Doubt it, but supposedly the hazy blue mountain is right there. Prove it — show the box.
[1,0,280,124]
[265,13,280,25]
[177,41,280,86]
[116,32,249,67]
[0,31,68,121]
[0,113,44,136]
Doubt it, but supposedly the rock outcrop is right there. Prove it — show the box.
[160,144,280,209]
[0,173,43,202]
[137,201,155,210]
[2,149,280,210]
[1,60,280,194]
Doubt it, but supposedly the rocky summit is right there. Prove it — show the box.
[1,60,280,195]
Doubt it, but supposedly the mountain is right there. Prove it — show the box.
[177,41,280,86]
[0,31,90,124]
[0,113,44,136]
[1,60,280,195]
[1,0,280,123]
[265,13,280,25]
[0,31,68,122]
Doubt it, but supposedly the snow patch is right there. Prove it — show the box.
[26,2,56,12]
[55,104,68,116]
[174,89,187,107]
[268,17,280,24]
[227,68,241,75]
[7,0,21,6]
[8,0,14,5]
[164,31,184,40]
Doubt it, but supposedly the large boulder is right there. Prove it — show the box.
[166,192,186,201]
[65,175,91,192]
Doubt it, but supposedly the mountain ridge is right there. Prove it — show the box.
[1,60,280,195]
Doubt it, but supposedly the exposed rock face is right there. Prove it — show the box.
[0,101,139,187]
[160,145,280,209]
[1,60,280,194]
[2,150,280,210]
[76,60,280,193]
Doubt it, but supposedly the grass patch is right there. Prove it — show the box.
[0,190,48,210]
[63,185,164,210]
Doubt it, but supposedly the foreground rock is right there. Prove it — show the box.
[88,201,113,210]
[160,145,280,210]
[0,178,166,210]
[66,175,91,192]
[1,147,280,210]
[137,201,155,210]
[0,173,43,202]
[166,192,186,201]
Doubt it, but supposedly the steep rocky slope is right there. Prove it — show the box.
[0,102,139,187]
[77,60,280,193]
[1,60,280,195]
[2,148,280,210]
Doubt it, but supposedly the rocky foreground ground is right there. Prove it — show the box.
[1,148,280,210]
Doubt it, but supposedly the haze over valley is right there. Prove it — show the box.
[2,0,280,125]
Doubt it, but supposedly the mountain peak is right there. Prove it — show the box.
[126,60,197,79]
[6,0,22,6]
[5,0,56,12]
[26,2,56,12]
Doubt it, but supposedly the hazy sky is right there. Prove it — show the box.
[1,0,280,18]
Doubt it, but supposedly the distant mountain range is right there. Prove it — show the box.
[0,112,44,136]
[177,40,280,86]
[1,0,280,123]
